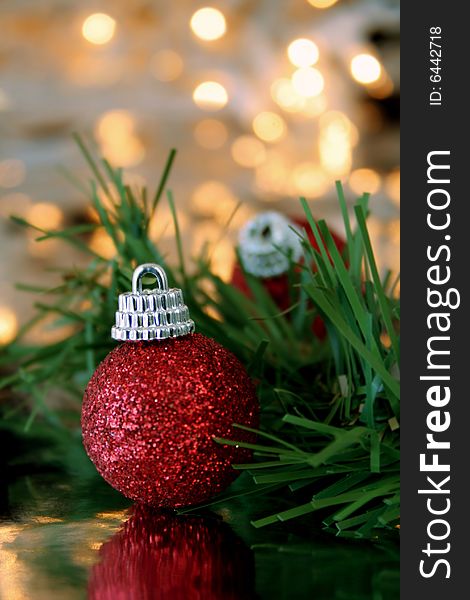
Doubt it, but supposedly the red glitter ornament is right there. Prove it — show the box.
[82,264,258,508]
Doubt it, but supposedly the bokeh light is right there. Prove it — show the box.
[292,162,329,197]
[96,110,135,141]
[95,110,145,167]
[82,13,116,45]
[271,78,306,113]
[23,312,77,344]
[231,135,266,168]
[301,95,328,117]
[150,50,183,82]
[287,38,319,67]
[0,306,18,345]
[193,119,228,149]
[191,181,236,218]
[252,111,286,143]
[193,82,228,111]
[26,202,63,230]
[190,8,226,41]
[209,238,234,281]
[319,111,355,176]
[386,168,400,206]
[89,229,116,259]
[349,168,381,195]
[291,67,324,97]
[307,0,339,8]
[149,205,189,241]
[106,137,145,168]
[350,53,382,84]
[255,150,289,195]
[0,159,26,189]
[27,230,60,258]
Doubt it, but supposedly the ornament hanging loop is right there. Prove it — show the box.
[112,263,195,341]
[132,263,169,294]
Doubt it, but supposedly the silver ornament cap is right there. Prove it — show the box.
[238,211,303,278]
[111,263,195,341]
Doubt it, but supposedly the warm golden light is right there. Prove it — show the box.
[150,50,183,82]
[301,95,328,117]
[95,110,145,167]
[255,151,289,195]
[190,7,226,41]
[191,181,236,218]
[350,53,382,84]
[387,219,400,245]
[149,204,189,241]
[0,525,27,600]
[292,162,329,198]
[386,168,400,206]
[349,168,381,195]
[96,110,135,141]
[23,309,77,343]
[209,238,234,281]
[287,38,319,67]
[191,180,246,230]
[231,135,266,168]
[0,159,26,189]
[193,81,228,111]
[319,111,355,176]
[32,516,64,524]
[27,230,60,259]
[319,140,351,176]
[193,119,228,149]
[82,13,116,45]
[270,78,305,112]
[27,202,63,230]
[319,111,359,146]
[0,306,18,345]
[291,67,324,97]
[111,137,145,166]
[252,111,286,143]
[89,229,116,259]
[307,0,339,8]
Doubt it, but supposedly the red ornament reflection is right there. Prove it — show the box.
[88,505,255,600]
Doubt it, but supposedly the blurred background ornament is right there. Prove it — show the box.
[232,211,345,331]
[237,211,303,278]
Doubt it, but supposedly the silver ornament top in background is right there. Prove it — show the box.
[238,212,303,278]
[111,263,195,342]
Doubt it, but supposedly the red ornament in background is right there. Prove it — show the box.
[82,264,258,508]
[88,506,255,600]
[231,212,346,339]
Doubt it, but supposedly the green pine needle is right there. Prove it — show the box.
[1,138,400,539]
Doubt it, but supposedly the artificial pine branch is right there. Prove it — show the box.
[0,138,400,538]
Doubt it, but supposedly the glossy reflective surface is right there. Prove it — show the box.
[0,473,399,599]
